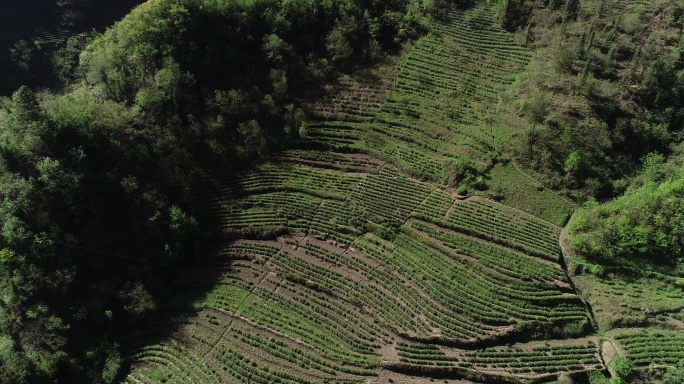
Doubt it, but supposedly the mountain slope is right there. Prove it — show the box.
[123,4,602,383]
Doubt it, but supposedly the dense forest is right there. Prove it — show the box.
[1,0,684,383]
[569,150,684,275]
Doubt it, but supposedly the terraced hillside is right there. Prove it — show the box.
[304,6,574,225]
[129,176,601,383]
[610,330,684,368]
[127,164,598,383]
[124,4,605,384]
[302,8,512,176]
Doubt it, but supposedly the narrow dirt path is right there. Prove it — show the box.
[203,269,273,358]
[443,195,459,219]
[558,225,600,330]
[407,186,439,219]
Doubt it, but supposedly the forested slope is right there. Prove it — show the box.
[499,0,684,382]
[500,0,684,200]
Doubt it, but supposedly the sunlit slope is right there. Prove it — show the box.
[124,4,599,383]
[606,329,684,368]
[303,5,574,225]
[126,156,599,383]
[308,7,529,178]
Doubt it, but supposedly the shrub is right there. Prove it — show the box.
[660,361,684,384]
[610,357,633,384]
[446,157,484,189]
[457,185,469,196]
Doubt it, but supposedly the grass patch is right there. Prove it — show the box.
[488,163,575,226]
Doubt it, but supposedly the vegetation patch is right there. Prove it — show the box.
[3,0,684,383]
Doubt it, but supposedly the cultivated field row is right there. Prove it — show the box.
[126,3,602,383]
[128,147,601,381]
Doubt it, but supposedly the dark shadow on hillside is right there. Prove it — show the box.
[0,0,145,95]
[119,157,294,378]
[119,238,250,376]
[559,244,600,334]
[570,369,611,384]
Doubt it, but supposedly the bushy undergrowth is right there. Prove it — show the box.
[500,0,684,200]
[569,151,684,274]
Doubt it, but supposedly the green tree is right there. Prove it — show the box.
[610,358,633,384]
[164,205,199,263]
[326,24,354,64]
[521,92,555,166]
[524,92,550,129]
[564,151,583,174]
[565,0,580,22]
[11,86,42,123]
[554,45,576,74]
[498,0,532,31]
[549,0,564,11]
[423,0,449,19]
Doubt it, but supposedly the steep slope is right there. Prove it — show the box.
[124,4,602,383]
[127,164,597,383]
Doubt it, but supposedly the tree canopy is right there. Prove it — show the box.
[506,0,684,200]
[568,151,684,275]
